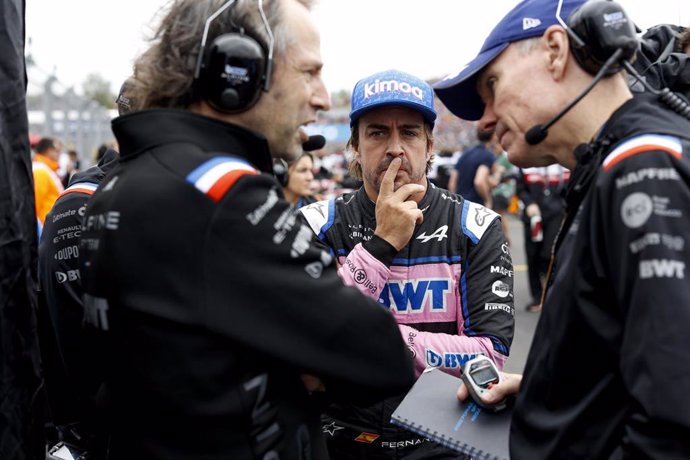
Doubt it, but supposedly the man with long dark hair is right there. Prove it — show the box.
[79,1,414,458]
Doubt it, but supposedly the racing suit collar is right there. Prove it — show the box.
[112,109,273,173]
[355,179,435,220]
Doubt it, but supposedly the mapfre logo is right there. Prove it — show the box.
[490,266,513,277]
[364,79,424,101]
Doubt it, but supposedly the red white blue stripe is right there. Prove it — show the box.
[603,134,683,171]
[186,157,258,202]
[60,181,99,197]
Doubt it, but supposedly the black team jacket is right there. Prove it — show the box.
[511,93,690,459]
[79,109,414,459]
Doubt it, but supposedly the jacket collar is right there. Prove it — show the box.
[33,153,59,171]
[68,149,119,187]
[111,109,274,173]
[598,92,690,144]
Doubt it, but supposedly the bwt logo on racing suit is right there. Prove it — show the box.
[364,79,424,101]
[377,279,450,313]
[426,349,484,369]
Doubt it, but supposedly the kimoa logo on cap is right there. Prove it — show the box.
[522,17,542,30]
[364,79,424,101]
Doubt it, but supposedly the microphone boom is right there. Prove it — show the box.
[302,134,326,151]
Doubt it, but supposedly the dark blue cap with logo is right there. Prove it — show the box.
[350,69,437,128]
[433,0,587,121]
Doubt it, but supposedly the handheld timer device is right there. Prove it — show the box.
[460,355,506,411]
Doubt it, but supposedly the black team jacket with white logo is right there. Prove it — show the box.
[79,109,414,459]
[38,150,118,454]
[511,93,690,459]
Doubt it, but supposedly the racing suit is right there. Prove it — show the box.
[511,93,690,458]
[299,184,514,459]
[79,109,415,459]
[38,150,118,455]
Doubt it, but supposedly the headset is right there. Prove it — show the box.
[272,135,326,186]
[273,158,289,186]
[192,0,274,113]
[526,0,690,145]
[560,0,637,76]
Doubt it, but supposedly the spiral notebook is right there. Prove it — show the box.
[390,368,512,460]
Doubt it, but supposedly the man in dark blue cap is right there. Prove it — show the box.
[436,0,690,458]
[300,69,514,459]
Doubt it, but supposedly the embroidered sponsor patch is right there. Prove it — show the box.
[461,201,498,243]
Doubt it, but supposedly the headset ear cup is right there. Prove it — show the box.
[273,159,289,187]
[198,33,267,113]
[220,88,240,109]
[567,0,639,75]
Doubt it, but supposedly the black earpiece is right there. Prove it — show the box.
[193,0,274,113]
[526,0,641,145]
[566,0,638,75]
[273,158,289,187]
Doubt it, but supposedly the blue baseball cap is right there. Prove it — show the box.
[433,0,587,121]
[350,69,437,128]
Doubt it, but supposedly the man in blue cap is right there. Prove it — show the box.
[300,69,514,459]
[436,0,690,458]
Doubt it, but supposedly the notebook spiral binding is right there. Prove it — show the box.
[395,418,498,460]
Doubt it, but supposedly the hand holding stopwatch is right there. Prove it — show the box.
[460,355,507,412]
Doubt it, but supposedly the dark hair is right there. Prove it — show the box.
[476,128,493,143]
[680,27,690,53]
[288,151,314,171]
[127,0,314,110]
[346,120,435,180]
[96,144,109,162]
[35,137,56,154]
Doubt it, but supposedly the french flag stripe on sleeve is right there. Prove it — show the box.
[602,134,683,171]
[60,182,99,197]
[187,157,258,202]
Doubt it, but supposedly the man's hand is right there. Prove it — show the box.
[374,158,425,251]
[457,372,522,406]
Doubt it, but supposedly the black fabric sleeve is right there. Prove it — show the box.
[463,217,515,355]
[362,234,398,267]
[595,149,690,458]
[204,175,415,404]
